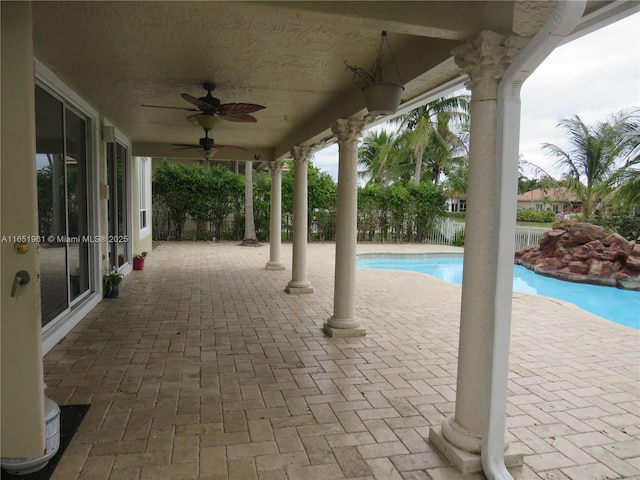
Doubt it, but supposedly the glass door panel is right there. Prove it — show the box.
[35,85,92,328]
[35,87,68,326]
[65,108,89,301]
[107,142,128,270]
[116,144,128,267]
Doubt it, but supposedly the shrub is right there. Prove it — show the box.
[591,215,640,242]
[516,210,556,223]
[452,228,465,246]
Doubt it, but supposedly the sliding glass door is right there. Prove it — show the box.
[106,142,129,271]
[35,85,92,328]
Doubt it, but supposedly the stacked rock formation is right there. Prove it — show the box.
[515,220,640,290]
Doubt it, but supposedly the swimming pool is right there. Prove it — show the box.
[357,253,640,329]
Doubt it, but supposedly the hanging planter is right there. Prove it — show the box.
[361,83,404,116]
[345,31,405,116]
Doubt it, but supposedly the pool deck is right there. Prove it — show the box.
[43,241,640,480]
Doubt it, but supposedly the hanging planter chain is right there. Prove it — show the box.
[380,31,404,85]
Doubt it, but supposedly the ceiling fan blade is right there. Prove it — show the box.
[142,104,200,112]
[181,93,216,111]
[219,103,266,115]
[172,143,201,149]
[219,113,258,123]
[210,144,247,151]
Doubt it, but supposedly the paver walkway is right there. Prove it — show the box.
[43,242,640,480]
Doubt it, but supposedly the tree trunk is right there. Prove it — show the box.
[413,145,423,185]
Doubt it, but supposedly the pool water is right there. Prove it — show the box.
[357,254,640,329]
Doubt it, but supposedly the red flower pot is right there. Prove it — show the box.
[133,257,145,270]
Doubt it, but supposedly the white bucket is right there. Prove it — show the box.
[1,398,61,475]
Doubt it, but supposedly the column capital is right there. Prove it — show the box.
[290,145,312,165]
[268,160,284,175]
[331,118,366,144]
[452,30,528,100]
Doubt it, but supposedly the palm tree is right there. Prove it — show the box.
[421,110,469,186]
[606,109,640,208]
[542,110,638,218]
[607,165,640,207]
[358,129,407,185]
[393,94,470,185]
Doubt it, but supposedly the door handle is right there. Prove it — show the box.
[11,270,30,297]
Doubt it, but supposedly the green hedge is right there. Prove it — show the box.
[516,210,556,223]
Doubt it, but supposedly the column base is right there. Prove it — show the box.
[323,321,366,337]
[429,425,523,474]
[285,280,313,294]
[265,262,285,271]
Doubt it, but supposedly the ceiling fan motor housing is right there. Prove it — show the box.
[201,95,221,109]
[199,137,214,148]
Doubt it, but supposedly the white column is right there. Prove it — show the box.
[324,119,366,337]
[429,31,525,474]
[242,159,259,246]
[286,146,313,293]
[1,1,46,457]
[266,161,285,270]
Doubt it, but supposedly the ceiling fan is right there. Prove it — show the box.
[142,82,265,123]
[173,127,246,159]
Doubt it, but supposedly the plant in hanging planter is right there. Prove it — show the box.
[133,251,147,270]
[103,270,124,298]
[344,31,404,116]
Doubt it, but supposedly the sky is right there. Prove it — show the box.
[311,11,640,182]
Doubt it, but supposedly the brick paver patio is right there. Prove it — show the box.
[43,242,640,480]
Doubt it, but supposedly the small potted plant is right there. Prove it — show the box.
[344,31,404,115]
[103,270,124,298]
[133,251,147,270]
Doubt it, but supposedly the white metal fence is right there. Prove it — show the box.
[154,211,549,250]
[431,219,465,245]
[513,225,549,250]
[435,219,548,250]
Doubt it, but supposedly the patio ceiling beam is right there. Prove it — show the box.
[257,1,516,40]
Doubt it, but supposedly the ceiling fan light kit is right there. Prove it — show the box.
[194,113,221,130]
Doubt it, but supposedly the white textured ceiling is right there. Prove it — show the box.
[30,1,636,162]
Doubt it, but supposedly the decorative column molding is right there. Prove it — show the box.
[331,118,366,146]
[265,160,285,270]
[323,118,366,337]
[429,30,526,474]
[452,30,527,101]
[285,146,313,293]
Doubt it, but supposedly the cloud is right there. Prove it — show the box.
[520,12,640,177]
[312,144,339,180]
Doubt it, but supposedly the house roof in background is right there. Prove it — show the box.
[517,187,579,202]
